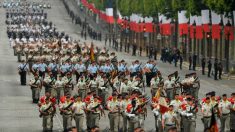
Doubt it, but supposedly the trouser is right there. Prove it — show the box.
[42,115,53,131]
[122,113,128,132]
[164,124,175,132]
[145,73,152,87]
[220,114,230,132]
[86,112,91,129]
[64,87,72,95]
[56,87,64,102]
[90,113,100,128]
[214,71,218,80]
[62,114,72,131]
[166,89,174,100]
[90,87,97,95]
[183,119,196,132]
[230,111,235,131]
[151,88,158,97]
[128,119,138,132]
[202,117,211,130]
[17,53,21,62]
[52,71,57,79]
[20,71,26,85]
[108,113,119,132]
[155,115,162,132]
[74,114,84,132]
[39,71,45,79]
[31,87,41,103]
[138,113,145,128]
[78,89,86,100]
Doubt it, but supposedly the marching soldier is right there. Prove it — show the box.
[76,75,87,99]
[164,75,175,101]
[107,93,121,132]
[74,60,86,82]
[125,99,139,132]
[120,94,131,132]
[48,60,58,79]
[72,95,86,132]
[88,75,98,95]
[201,97,212,130]
[219,94,231,132]
[150,75,160,97]
[29,74,41,103]
[54,75,65,103]
[152,97,162,132]
[181,98,197,132]
[162,105,177,132]
[18,59,29,85]
[119,78,129,95]
[43,73,56,93]
[59,94,74,132]
[137,96,148,129]
[87,96,104,129]
[38,60,47,78]
[39,97,56,132]
[170,94,182,130]
[63,73,74,95]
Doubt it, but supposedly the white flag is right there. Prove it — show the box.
[178,10,188,24]
[201,10,210,24]
[211,11,221,25]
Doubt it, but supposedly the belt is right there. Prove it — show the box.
[222,113,230,116]
[75,113,84,116]
[203,116,211,118]
[64,113,72,115]
[165,124,175,126]
[109,112,118,114]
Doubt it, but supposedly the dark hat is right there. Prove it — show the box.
[210,91,216,97]
[206,97,210,100]
[66,94,71,98]
[206,92,211,96]
[186,97,192,101]
[222,94,227,97]
[169,104,174,107]
[231,93,235,96]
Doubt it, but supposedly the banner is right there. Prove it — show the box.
[178,11,189,36]
[211,11,221,39]
[201,10,210,33]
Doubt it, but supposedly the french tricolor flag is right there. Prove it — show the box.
[178,10,189,36]
[190,15,203,39]
[223,13,234,40]
[211,11,221,39]
[105,0,114,24]
[201,10,210,33]
[159,14,171,35]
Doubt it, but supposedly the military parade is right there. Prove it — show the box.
[0,0,235,132]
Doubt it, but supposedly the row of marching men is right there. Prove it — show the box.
[38,89,150,132]
[152,91,235,132]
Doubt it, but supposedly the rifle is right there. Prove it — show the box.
[39,104,53,117]
[30,79,39,88]
[132,99,150,114]
[60,102,74,115]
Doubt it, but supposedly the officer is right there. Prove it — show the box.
[201,97,212,130]
[107,93,120,132]
[48,60,58,79]
[219,94,231,132]
[120,78,129,95]
[162,105,177,132]
[32,61,40,75]
[54,75,64,103]
[74,60,86,82]
[76,76,87,99]
[207,59,212,77]
[39,97,55,132]
[87,96,103,129]
[72,95,86,132]
[29,74,41,103]
[39,60,47,78]
[120,94,130,132]
[214,58,218,80]
[181,98,197,132]
[152,97,162,132]
[63,73,74,95]
[59,94,74,132]
[201,58,206,75]
[125,99,139,132]
[164,75,175,100]
[18,59,29,85]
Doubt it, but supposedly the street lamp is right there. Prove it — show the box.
[225,20,231,73]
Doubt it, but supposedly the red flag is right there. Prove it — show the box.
[224,26,234,40]
[203,24,210,33]
[179,24,188,36]
[162,24,171,35]
[145,23,154,33]
[212,25,221,39]
[159,104,169,114]
[196,26,203,39]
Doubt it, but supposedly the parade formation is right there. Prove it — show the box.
[1,0,234,132]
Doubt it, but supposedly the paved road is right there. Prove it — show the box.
[0,0,234,131]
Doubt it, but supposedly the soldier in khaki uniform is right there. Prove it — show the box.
[87,96,103,129]
[39,98,55,132]
[29,74,41,103]
[72,95,86,132]
[219,94,232,132]
[59,94,74,132]
[201,97,212,130]
[162,105,177,132]
[54,75,64,103]
[121,94,130,132]
[76,76,87,100]
[107,93,120,132]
